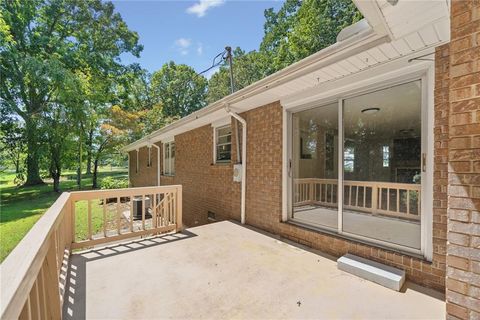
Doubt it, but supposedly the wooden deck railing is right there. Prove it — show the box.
[0,185,182,320]
[294,178,421,220]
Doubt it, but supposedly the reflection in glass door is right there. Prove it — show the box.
[342,80,422,249]
[290,79,424,251]
[292,102,338,230]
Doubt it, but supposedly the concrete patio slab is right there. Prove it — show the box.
[63,221,444,319]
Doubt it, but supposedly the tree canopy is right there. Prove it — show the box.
[150,62,208,118]
[0,0,361,191]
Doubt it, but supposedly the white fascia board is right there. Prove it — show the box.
[211,116,231,128]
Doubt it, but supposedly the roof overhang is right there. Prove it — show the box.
[122,0,450,152]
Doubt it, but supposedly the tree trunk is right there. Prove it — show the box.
[14,158,20,174]
[52,173,60,192]
[92,158,99,189]
[24,118,44,185]
[85,129,93,175]
[77,135,82,189]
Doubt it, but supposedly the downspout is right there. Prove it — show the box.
[148,141,161,186]
[225,104,247,224]
[127,152,131,187]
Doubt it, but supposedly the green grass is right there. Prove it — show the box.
[0,167,128,262]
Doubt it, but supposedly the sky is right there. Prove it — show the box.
[112,0,284,78]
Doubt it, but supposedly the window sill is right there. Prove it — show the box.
[282,219,427,262]
[161,174,175,177]
[211,162,231,166]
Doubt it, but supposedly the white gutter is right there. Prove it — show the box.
[225,105,247,225]
[148,141,161,186]
[127,153,130,187]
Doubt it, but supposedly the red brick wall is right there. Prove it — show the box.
[131,120,243,227]
[445,1,480,319]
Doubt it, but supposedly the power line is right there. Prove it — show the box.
[198,49,227,76]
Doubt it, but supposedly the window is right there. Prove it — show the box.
[163,141,175,175]
[215,125,232,163]
[382,145,390,167]
[344,146,355,173]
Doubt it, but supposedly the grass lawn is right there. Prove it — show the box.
[0,167,128,262]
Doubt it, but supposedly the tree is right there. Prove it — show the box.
[206,48,269,104]
[0,114,26,174]
[259,0,362,72]
[143,103,178,136]
[90,105,143,189]
[0,0,142,185]
[260,0,302,73]
[42,104,73,192]
[150,62,207,118]
[288,0,362,63]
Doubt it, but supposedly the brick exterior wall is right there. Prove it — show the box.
[445,1,480,319]
[131,120,242,227]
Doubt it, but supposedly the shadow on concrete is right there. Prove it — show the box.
[62,230,197,319]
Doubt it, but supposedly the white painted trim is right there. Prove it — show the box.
[213,124,232,164]
[127,153,131,187]
[136,149,139,174]
[162,136,174,143]
[422,65,435,261]
[281,106,289,222]
[163,141,175,176]
[151,143,161,186]
[337,99,343,232]
[211,117,231,128]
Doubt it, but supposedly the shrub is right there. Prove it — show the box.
[100,176,128,190]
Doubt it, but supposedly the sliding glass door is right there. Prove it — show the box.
[292,102,338,230]
[290,79,424,251]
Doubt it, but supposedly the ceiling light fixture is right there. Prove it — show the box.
[361,107,380,115]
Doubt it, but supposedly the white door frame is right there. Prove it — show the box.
[281,62,434,259]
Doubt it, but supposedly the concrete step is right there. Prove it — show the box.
[337,254,405,291]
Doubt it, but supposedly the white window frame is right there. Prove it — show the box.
[282,63,434,260]
[163,140,175,176]
[213,124,232,164]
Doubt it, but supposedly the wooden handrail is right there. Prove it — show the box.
[0,185,183,319]
[0,193,71,319]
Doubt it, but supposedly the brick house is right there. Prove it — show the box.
[123,1,479,318]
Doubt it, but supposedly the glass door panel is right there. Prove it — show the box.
[342,80,422,249]
[292,102,338,230]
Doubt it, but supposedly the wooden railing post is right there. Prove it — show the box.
[44,234,62,319]
[176,186,183,231]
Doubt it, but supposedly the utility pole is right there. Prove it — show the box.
[225,46,241,164]
[225,46,235,94]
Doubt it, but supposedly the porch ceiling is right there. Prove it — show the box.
[63,221,444,319]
